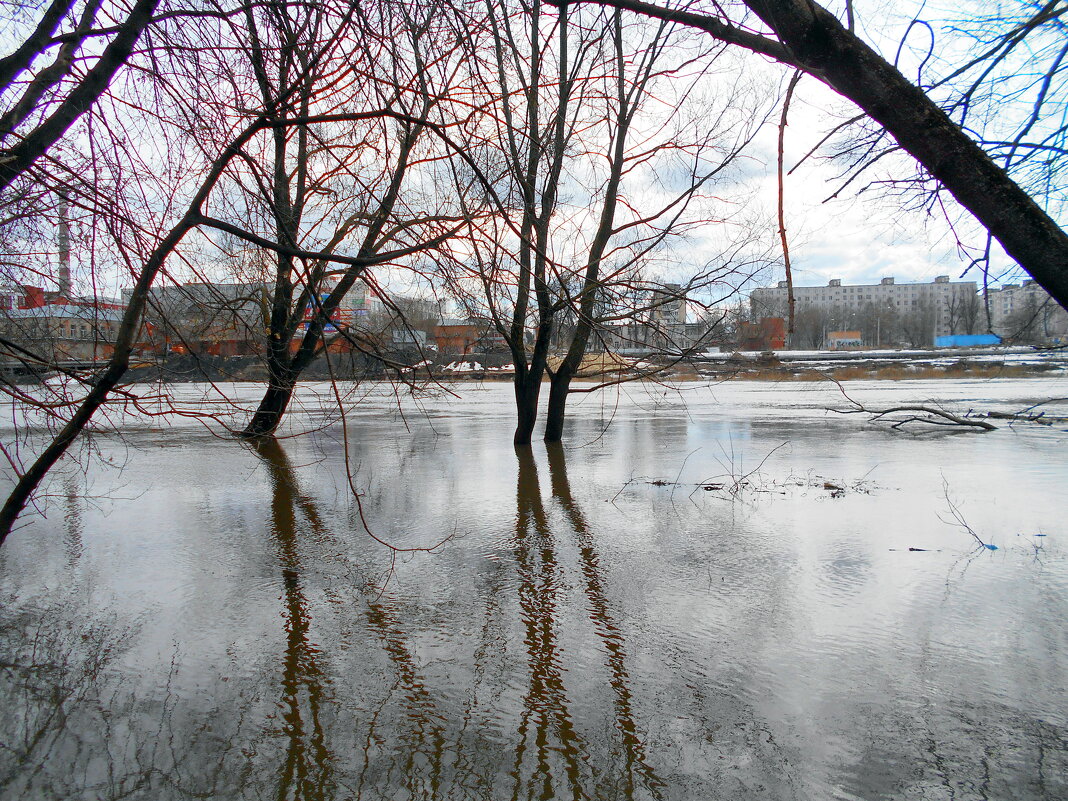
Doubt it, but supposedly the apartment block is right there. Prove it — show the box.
[750,275,979,342]
[985,280,1067,342]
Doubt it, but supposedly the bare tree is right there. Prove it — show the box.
[195,0,469,437]
[945,290,981,336]
[898,298,937,347]
[447,0,767,444]
[555,0,1068,311]
[790,304,828,349]
[0,0,474,540]
[1004,292,1054,343]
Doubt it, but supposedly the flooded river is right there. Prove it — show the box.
[1,378,1067,800]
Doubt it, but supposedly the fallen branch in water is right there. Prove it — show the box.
[832,403,997,431]
[940,478,998,551]
[984,410,1066,425]
[984,398,1068,426]
[824,376,996,431]
[616,471,876,500]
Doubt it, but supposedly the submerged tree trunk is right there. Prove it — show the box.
[543,366,573,444]
[512,322,553,445]
[241,308,328,438]
[513,372,542,446]
[545,274,600,443]
[243,374,298,438]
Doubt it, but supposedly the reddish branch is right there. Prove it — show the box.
[0,0,160,192]
[0,108,481,543]
[777,70,802,335]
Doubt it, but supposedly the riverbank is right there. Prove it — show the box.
[693,347,1068,382]
[8,345,1066,386]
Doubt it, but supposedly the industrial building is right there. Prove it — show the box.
[0,285,124,365]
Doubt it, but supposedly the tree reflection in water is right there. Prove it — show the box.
[255,438,450,801]
[511,445,586,800]
[250,440,664,801]
[3,428,1066,799]
[545,443,663,800]
[252,438,334,801]
[511,444,663,801]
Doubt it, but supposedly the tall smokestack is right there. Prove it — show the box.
[57,194,71,297]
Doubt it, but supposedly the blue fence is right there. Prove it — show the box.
[934,334,1001,348]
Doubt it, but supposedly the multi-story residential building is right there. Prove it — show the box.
[601,319,714,355]
[749,275,980,346]
[985,279,1067,343]
[587,283,720,354]
[648,282,687,327]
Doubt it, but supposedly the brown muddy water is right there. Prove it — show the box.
[1,378,1067,800]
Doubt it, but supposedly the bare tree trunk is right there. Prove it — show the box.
[544,8,626,444]
[511,318,553,445]
[543,368,572,443]
[0,0,78,91]
[513,372,541,446]
[544,295,600,443]
[243,373,298,438]
[777,70,802,336]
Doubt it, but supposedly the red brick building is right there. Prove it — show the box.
[738,317,786,351]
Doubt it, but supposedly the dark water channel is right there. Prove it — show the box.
[1,380,1067,800]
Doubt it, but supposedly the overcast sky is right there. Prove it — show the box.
[10,0,1054,300]
[704,0,1045,294]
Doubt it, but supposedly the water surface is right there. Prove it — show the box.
[1,378,1066,800]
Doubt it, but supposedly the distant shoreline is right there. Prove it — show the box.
[8,346,1066,385]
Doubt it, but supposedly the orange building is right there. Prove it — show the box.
[826,330,863,349]
[738,317,786,351]
[434,321,481,355]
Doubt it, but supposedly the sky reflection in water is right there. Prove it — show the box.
[1,379,1067,800]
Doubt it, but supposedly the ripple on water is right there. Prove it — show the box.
[2,380,1067,800]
